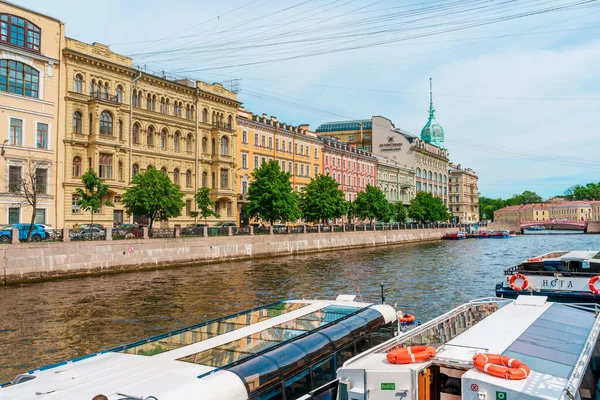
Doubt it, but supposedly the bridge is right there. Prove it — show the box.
[519,220,588,229]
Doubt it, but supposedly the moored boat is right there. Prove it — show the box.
[488,230,513,238]
[443,231,466,240]
[332,295,600,400]
[467,231,489,239]
[496,250,600,302]
[0,295,415,400]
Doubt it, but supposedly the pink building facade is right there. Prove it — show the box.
[320,137,376,201]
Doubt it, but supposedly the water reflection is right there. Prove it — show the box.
[0,234,598,382]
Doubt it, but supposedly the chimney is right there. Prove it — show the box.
[271,116,277,123]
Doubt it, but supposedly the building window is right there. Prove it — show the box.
[115,85,123,103]
[172,168,180,186]
[314,148,318,159]
[146,93,152,110]
[8,165,21,192]
[99,111,113,136]
[174,132,180,152]
[202,171,208,188]
[202,108,208,123]
[261,135,266,147]
[72,111,83,134]
[0,14,41,51]
[268,137,273,149]
[242,181,248,194]
[242,130,248,144]
[242,153,248,169]
[185,199,192,215]
[220,169,229,189]
[160,129,167,149]
[456,207,460,212]
[221,136,229,156]
[9,118,22,146]
[254,156,259,169]
[254,133,259,145]
[132,163,139,177]
[315,166,318,177]
[71,195,81,214]
[300,164,304,177]
[289,161,292,173]
[36,122,48,149]
[73,74,83,93]
[282,140,286,152]
[186,134,193,152]
[185,170,192,187]
[72,156,82,178]
[34,167,47,195]
[7,207,19,224]
[132,123,140,144]
[99,154,113,178]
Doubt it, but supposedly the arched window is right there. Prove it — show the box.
[160,97,166,113]
[73,111,82,134]
[103,82,109,99]
[161,167,167,174]
[434,172,438,182]
[133,123,140,144]
[202,108,208,123]
[0,14,41,52]
[166,99,170,114]
[90,79,96,95]
[116,85,123,103]
[160,129,167,149]
[99,111,113,136]
[443,175,447,184]
[0,60,40,98]
[202,171,208,188]
[202,137,208,154]
[220,136,229,156]
[72,156,82,178]
[186,105,190,120]
[173,132,180,152]
[146,93,152,110]
[147,126,154,146]
[186,170,192,187]
[173,168,180,186]
[132,163,139,177]
[132,90,138,107]
[152,95,156,111]
[147,165,154,171]
[186,133,193,152]
[227,115,233,129]
[190,105,195,120]
[74,74,83,93]
[428,171,432,180]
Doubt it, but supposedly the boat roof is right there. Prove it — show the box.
[339,296,600,400]
[533,250,600,262]
[1,297,396,400]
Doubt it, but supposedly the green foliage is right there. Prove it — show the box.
[408,192,450,222]
[345,200,356,221]
[194,187,219,224]
[392,202,408,223]
[353,185,392,224]
[478,190,543,221]
[299,174,346,224]
[505,190,543,206]
[565,182,600,201]
[121,168,185,230]
[246,160,301,225]
[75,169,113,231]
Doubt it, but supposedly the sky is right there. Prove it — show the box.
[19,0,600,199]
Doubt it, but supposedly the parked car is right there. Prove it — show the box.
[70,226,106,241]
[113,224,143,239]
[0,224,48,243]
[213,222,237,228]
[181,224,207,235]
[40,224,58,239]
[273,224,288,233]
[79,223,105,230]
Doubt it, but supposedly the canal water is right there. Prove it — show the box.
[1,234,598,382]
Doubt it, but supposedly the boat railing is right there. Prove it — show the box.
[342,298,510,367]
[561,306,600,400]
[504,268,599,277]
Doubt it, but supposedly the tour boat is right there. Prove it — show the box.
[443,232,466,240]
[496,250,600,302]
[0,295,415,400]
[328,295,600,400]
[467,231,489,239]
[488,230,513,238]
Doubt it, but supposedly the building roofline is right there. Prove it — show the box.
[0,0,62,23]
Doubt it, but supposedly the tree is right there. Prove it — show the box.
[195,187,219,224]
[299,174,346,224]
[408,192,450,223]
[122,168,185,230]
[8,161,49,241]
[353,185,391,224]
[505,190,543,206]
[567,182,600,201]
[392,202,408,223]
[245,160,301,225]
[75,169,113,239]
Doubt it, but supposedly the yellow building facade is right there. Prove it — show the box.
[236,109,322,224]
[0,2,65,227]
[63,39,240,228]
[548,201,592,221]
[592,202,600,222]
[448,163,479,223]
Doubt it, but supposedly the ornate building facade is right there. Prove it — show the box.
[236,109,322,224]
[0,2,65,226]
[448,163,479,223]
[375,155,415,207]
[320,137,376,202]
[63,39,239,227]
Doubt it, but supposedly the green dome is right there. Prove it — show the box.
[420,78,445,149]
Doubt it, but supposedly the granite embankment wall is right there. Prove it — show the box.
[588,221,600,233]
[0,227,458,284]
[488,221,600,233]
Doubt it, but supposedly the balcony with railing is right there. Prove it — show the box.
[89,91,121,105]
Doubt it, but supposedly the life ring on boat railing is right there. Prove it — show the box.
[509,273,529,291]
[473,354,530,380]
[399,313,415,323]
[527,257,543,262]
[386,346,436,364]
[589,276,600,295]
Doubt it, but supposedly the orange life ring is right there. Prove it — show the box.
[509,273,529,291]
[386,346,436,364]
[589,276,600,294]
[399,314,415,323]
[527,257,542,262]
[473,354,530,380]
